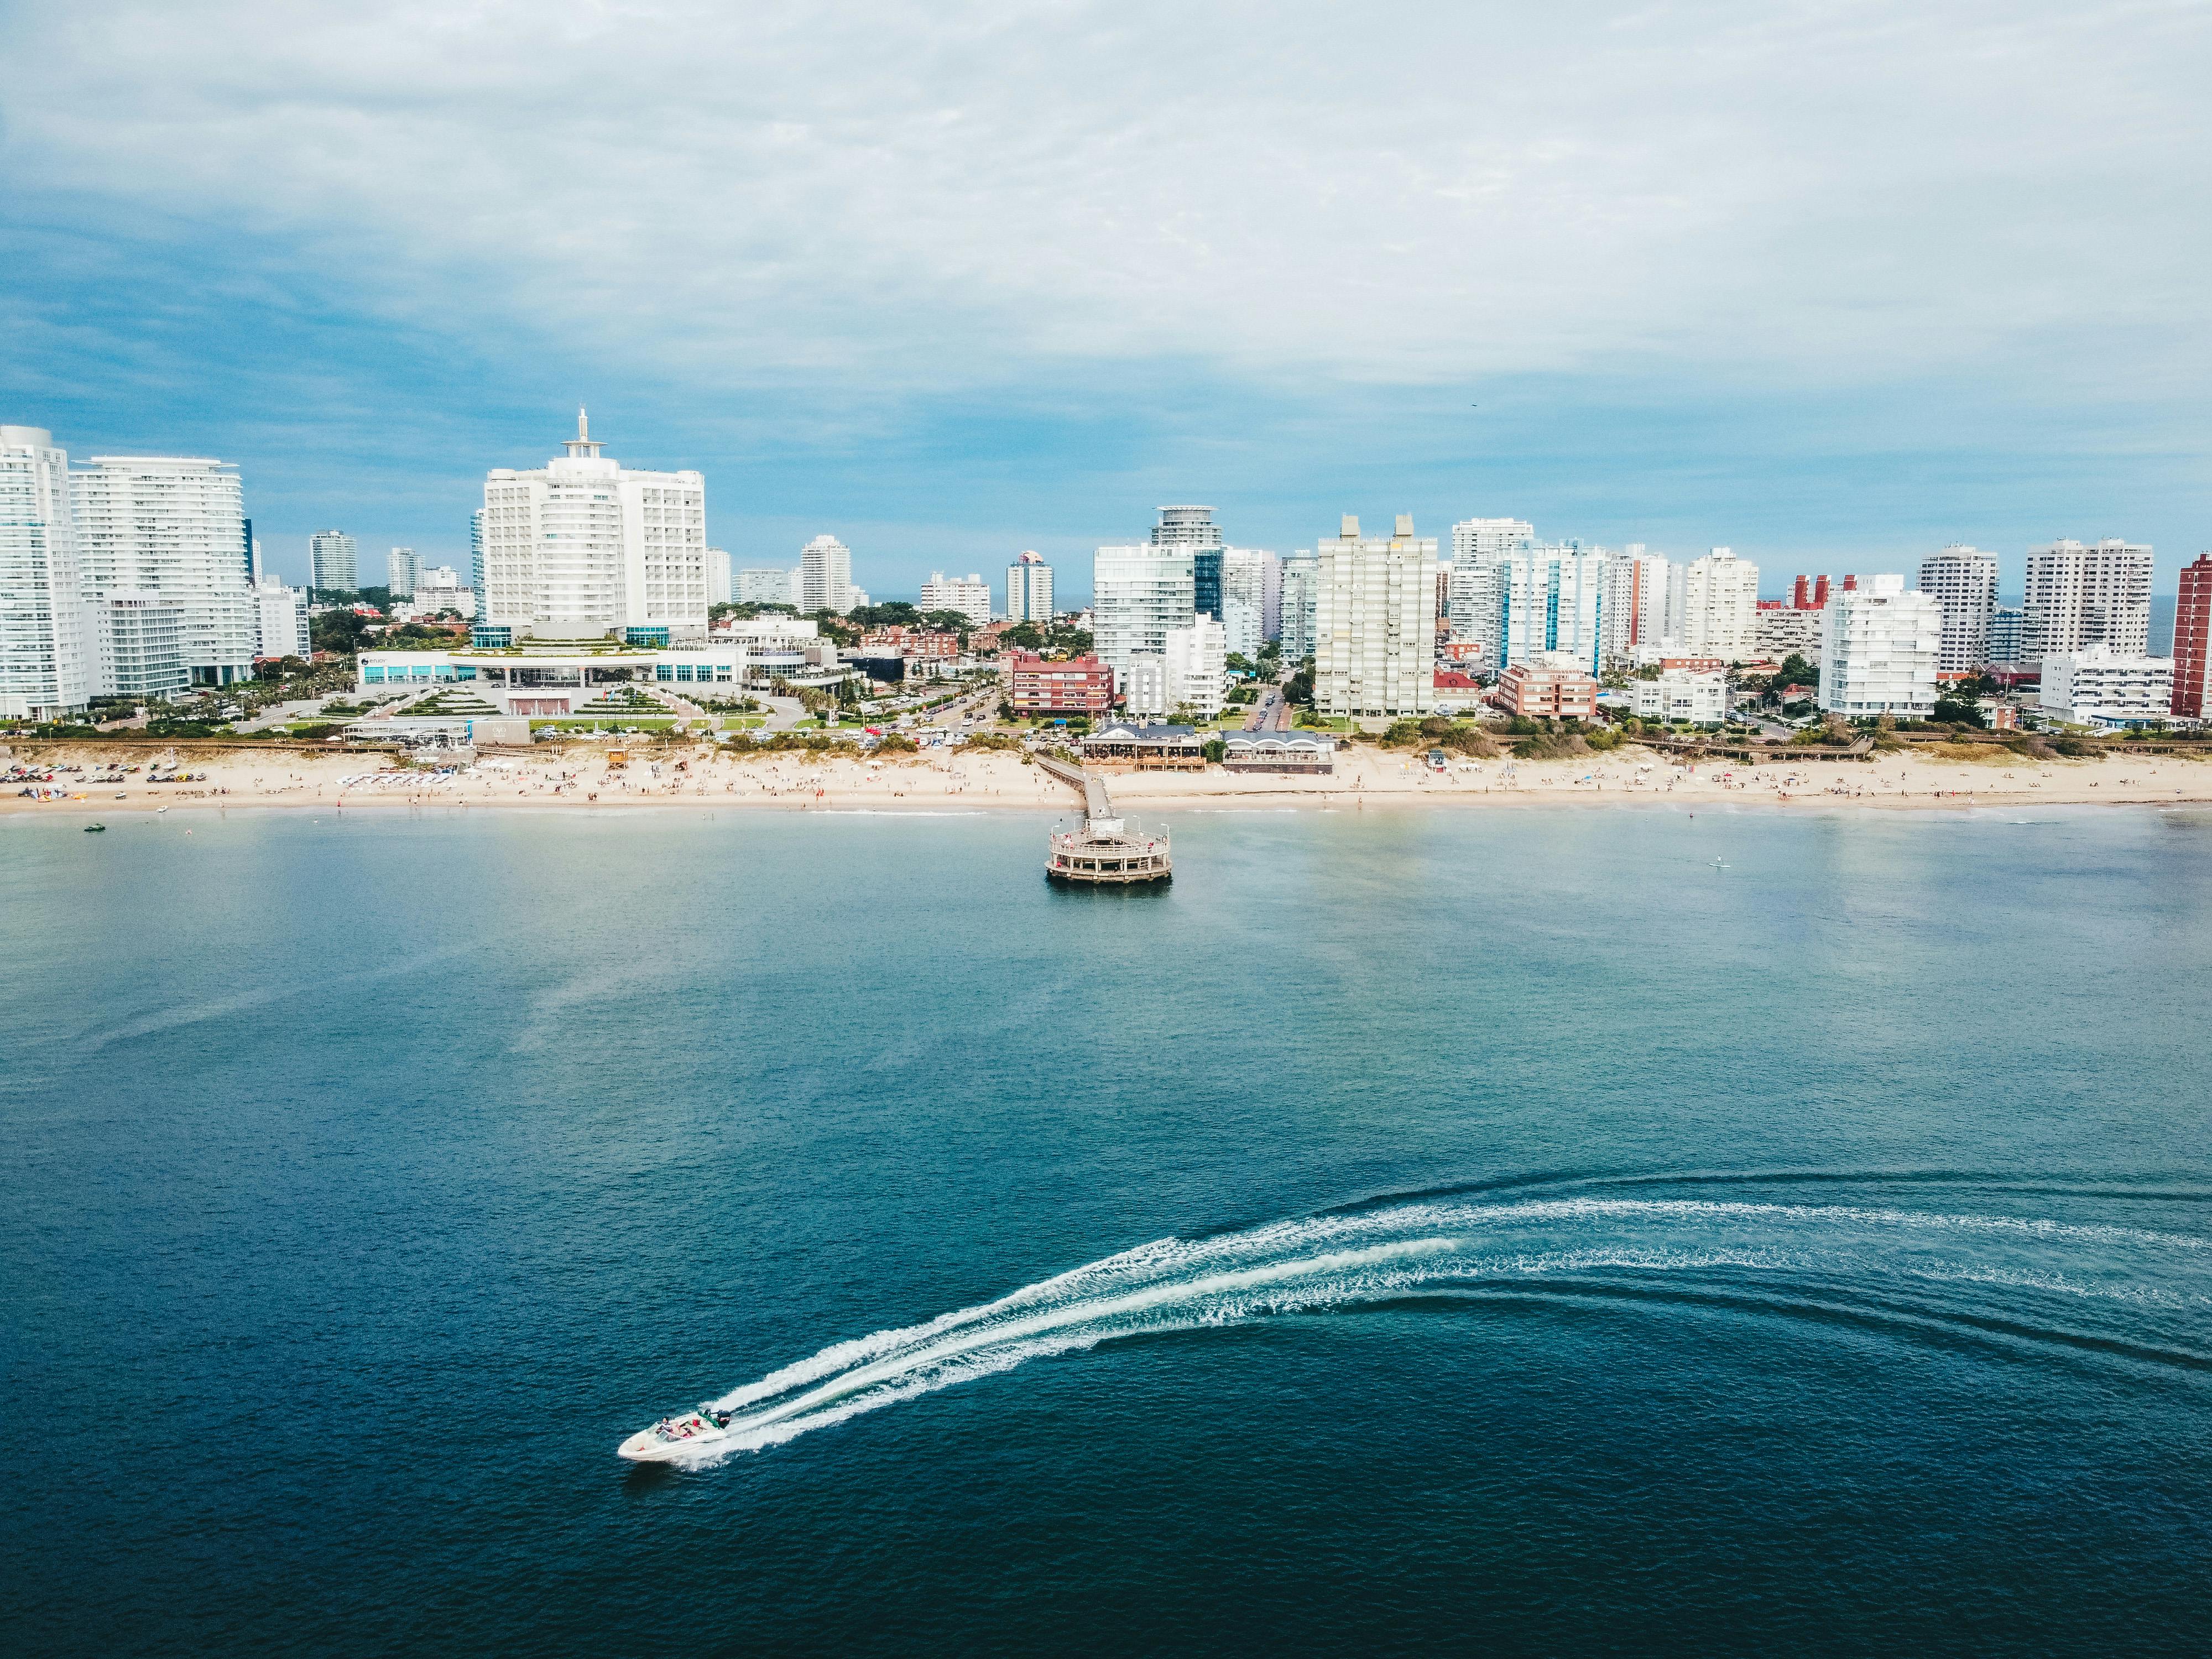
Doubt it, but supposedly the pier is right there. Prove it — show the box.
[1038,753,1171,885]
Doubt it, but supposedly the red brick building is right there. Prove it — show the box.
[968,621,1016,659]
[1009,651,1114,717]
[860,625,960,661]
[1495,662,1598,718]
[2174,554,2211,719]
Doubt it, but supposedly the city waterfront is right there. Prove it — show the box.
[4,804,2209,1653]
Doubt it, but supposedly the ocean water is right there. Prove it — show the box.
[3,801,2210,1655]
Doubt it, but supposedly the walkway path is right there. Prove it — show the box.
[1034,751,1110,820]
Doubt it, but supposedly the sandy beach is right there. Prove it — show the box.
[7,740,2211,815]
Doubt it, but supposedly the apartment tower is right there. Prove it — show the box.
[1314,514,1438,718]
[0,425,93,719]
[71,454,255,686]
[1917,546,1999,675]
[2173,554,2212,719]
[309,529,358,592]
[1092,544,1196,680]
[2022,539,2152,662]
[1005,551,1054,623]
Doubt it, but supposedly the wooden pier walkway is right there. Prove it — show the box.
[1035,752,1112,819]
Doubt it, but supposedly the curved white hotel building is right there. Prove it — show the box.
[480,410,708,638]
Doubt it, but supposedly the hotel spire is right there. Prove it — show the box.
[564,404,603,459]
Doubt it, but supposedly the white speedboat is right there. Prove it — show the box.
[618,1404,736,1462]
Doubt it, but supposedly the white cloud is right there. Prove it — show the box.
[6,0,2210,394]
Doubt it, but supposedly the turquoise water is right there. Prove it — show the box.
[4,802,2210,1653]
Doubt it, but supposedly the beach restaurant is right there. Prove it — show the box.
[1078,723,1208,770]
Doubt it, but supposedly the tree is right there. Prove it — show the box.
[1285,658,1316,707]
[1002,622,1045,650]
[1226,651,1256,676]
[310,609,367,656]
[1769,653,1820,697]
[1932,689,1988,727]
[919,608,974,638]
[1202,736,1227,764]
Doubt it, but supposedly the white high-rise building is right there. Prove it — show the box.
[920,571,993,628]
[1917,546,1999,675]
[469,509,486,593]
[1668,549,1759,659]
[1498,544,1608,675]
[93,591,188,701]
[1315,514,1438,719]
[71,454,255,687]
[1451,518,1536,564]
[1279,552,1319,661]
[1601,547,1672,666]
[1164,615,1228,718]
[309,529,358,592]
[2023,539,2152,662]
[799,534,854,615]
[1219,547,1275,659]
[734,568,797,606]
[1150,505,1222,549]
[1092,545,1196,681]
[252,577,311,660]
[1445,560,1503,670]
[706,548,732,607]
[0,426,94,720]
[479,410,708,637]
[1005,551,1053,623]
[1819,573,1941,718]
[388,546,419,598]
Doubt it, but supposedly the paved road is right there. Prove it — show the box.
[234,697,337,733]
[1243,686,1292,731]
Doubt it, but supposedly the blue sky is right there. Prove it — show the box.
[4,2,2209,604]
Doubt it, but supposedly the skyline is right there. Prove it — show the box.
[7,399,2192,612]
[5,3,2209,599]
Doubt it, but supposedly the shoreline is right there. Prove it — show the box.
[7,740,2211,818]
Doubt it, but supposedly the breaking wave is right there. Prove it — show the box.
[644,1191,2212,1465]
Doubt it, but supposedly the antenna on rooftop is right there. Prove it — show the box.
[564,405,603,459]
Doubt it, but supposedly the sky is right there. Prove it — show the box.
[3,1,2210,604]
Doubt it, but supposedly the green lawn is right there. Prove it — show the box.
[530,717,677,732]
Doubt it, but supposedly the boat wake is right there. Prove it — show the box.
[639,1191,2212,1466]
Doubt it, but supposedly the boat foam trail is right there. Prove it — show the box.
[653,1196,2212,1465]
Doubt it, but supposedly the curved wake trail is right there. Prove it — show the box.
[664,1196,2212,1464]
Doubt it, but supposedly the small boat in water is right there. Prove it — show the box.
[84,823,106,833]
[618,1405,735,1462]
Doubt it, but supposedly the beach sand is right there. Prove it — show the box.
[7,739,2210,815]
